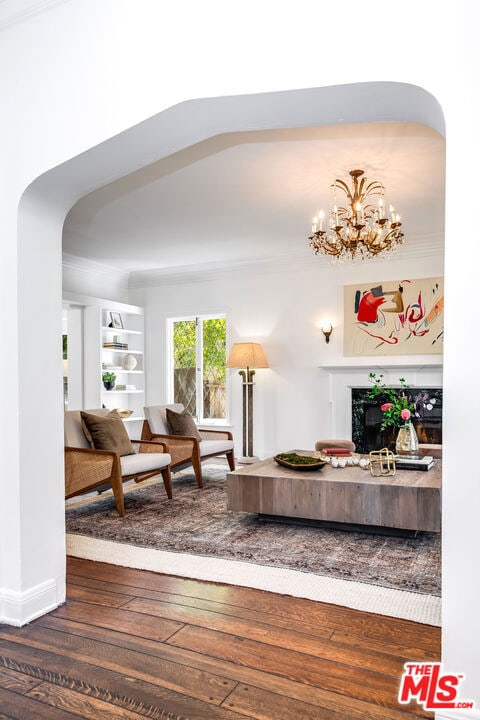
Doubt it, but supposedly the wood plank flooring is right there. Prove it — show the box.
[0,557,440,719]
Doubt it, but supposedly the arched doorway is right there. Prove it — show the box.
[10,81,445,626]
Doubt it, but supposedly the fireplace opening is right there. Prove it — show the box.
[352,387,443,454]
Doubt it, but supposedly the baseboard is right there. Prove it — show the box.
[0,578,60,626]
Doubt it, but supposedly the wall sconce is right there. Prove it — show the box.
[322,323,333,344]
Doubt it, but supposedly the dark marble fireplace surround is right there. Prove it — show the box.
[352,386,443,454]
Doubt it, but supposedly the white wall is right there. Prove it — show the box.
[130,250,444,459]
[1,0,479,713]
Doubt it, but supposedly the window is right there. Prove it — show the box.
[167,315,227,423]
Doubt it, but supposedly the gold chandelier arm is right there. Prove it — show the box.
[334,179,353,201]
[363,180,384,195]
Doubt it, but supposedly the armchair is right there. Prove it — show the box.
[64,408,172,517]
[142,403,235,487]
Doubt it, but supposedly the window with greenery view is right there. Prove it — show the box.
[169,315,227,422]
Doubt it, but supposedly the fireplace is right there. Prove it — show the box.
[352,387,443,454]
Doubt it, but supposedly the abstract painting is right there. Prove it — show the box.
[344,277,444,356]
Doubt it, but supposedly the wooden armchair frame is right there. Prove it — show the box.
[141,423,235,488]
[65,439,172,517]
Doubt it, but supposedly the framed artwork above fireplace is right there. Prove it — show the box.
[344,276,444,356]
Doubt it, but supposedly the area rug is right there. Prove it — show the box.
[66,466,441,625]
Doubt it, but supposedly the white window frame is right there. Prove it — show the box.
[166,313,229,425]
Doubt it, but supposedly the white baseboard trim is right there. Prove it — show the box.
[0,578,60,626]
[436,709,479,719]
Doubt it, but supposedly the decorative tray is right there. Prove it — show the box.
[273,452,326,471]
[115,408,134,418]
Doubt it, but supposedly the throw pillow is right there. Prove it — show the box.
[80,410,135,456]
[166,407,202,440]
[81,409,122,447]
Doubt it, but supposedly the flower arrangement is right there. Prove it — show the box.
[368,373,416,430]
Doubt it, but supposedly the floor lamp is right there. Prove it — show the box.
[226,342,269,463]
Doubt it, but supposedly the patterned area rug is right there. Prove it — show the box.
[65,466,441,596]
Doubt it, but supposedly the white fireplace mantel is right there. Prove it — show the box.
[320,362,443,373]
[319,363,443,440]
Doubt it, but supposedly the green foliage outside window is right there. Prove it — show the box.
[173,318,226,383]
[203,318,226,384]
[173,320,196,368]
[173,317,226,419]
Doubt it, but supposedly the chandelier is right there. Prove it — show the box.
[308,169,404,260]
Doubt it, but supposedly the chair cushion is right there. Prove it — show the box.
[120,451,171,476]
[199,439,234,457]
[80,411,135,456]
[166,407,202,440]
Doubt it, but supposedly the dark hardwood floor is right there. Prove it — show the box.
[0,557,440,719]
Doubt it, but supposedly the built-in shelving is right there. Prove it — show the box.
[102,389,144,394]
[101,348,144,355]
[101,326,142,336]
[83,301,145,439]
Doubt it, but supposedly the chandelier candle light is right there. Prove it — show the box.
[309,169,404,260]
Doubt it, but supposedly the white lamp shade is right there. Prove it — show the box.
[226,342,269,369]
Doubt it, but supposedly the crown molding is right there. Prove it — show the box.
[128,232,444,288]
[128,253,318,288]
[62,253,130,284]
[0,0,72,31]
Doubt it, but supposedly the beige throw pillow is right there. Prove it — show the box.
[166,408,202,440]
[80,410,135,456]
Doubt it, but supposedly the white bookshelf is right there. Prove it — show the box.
[83,301,145,438]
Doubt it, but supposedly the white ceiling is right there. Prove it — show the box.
[63,121,445,277]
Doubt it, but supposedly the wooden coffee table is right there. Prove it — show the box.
[226,451,441,533]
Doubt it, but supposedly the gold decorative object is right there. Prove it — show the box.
[369,448,396,477]
[115,409,134,418]
[309,169,404,260]
[396,422,419,456]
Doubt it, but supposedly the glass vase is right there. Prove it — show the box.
[395,422,419,456]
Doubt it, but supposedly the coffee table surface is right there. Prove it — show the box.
[230,451,441,487]
[226,451,441,532]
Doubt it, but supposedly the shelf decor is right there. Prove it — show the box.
[109,311,123,329]
[121,354,137,371]
[102,371,116,390]
[98,303,145,426]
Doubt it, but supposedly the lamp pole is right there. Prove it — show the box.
[246,367,255,458]
[238,367,255,458]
